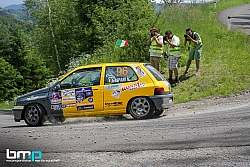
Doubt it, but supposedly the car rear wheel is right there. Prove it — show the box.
[24,104,45,126]
[128,97,154,119]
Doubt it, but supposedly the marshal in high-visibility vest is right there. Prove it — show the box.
[163,30,181,84]
[147,27,164,72]
[149,35,163,54]
[183,28,203,76]
[168,35,181,56]
[188,32,202,48]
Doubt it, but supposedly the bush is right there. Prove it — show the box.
[0,58,23,101]
[21,53,52,92]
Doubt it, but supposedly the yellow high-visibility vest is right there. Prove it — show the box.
[190,32,202,47]
[149,36,163,54]
[169,35,180,56]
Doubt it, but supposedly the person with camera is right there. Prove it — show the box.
[183,28,203,76]
[147,28,163,72]
[163,30,181,84]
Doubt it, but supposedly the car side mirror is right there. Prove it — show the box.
[51,83,61,91]
[71,79,77,88]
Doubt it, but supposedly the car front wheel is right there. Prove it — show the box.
[24,104,45,126]
[128,97,154,119]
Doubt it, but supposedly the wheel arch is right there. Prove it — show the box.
[21,102,48,120]
[126,96,155,114]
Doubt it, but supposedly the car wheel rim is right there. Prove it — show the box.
[131,97,150,117]
[25,105,39,125]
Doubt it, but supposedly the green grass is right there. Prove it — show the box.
[0,101,13,110]
[154,0,250,104]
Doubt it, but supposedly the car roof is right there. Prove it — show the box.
[73,62,147,70]
[81,62,145,67]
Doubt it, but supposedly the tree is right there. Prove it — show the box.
[24,0,83,74]
[0,26,51,97]
[21,51,52,92]
[75,0,124,53]
[0,58,23,101]
[23,0,157,71]
[76,0,156,63]
[1,29,27,71]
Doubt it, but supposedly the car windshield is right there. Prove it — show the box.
[144,64,165,81]
[60,67,101,89]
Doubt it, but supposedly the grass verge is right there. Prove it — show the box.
[0,101,13,110]
[154,0,250,104]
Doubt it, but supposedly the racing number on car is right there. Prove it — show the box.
[116,67,129,76]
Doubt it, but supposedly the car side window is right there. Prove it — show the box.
[60,67,102,89]
[105,66,138,84]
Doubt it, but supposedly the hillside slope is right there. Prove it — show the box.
[0,9,22,30]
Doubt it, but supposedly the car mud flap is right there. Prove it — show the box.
[46,114,58,125]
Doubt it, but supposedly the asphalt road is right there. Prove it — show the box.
[217,3,250,34]
[0,103,250,166]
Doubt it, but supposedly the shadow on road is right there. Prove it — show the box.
[2,125,28,128]
[1,114,167,128]
[0,110,13,115]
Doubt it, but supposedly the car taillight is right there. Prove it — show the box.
[154,88,165,95]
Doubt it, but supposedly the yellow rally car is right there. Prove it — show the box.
[12,63,174,126]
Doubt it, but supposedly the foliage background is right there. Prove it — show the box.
[0,0,250,105]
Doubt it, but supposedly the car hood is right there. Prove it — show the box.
[18,87,51,99]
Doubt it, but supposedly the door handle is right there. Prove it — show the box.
[93,89,99,90]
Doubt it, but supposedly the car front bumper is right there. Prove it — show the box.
[12,108,23,122]
[149,94,174,110]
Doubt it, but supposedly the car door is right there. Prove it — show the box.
[103,65,139,114]
[60,67,103,117]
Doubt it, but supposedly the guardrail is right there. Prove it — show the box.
[227,16,250,31]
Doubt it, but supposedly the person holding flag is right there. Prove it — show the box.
[147,28,163,72]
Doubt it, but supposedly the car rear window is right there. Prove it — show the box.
[144,64,165,81]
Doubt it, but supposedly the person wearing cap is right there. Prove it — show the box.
[163,30,181,84]
[147,28,163,72]
[183,28,202,76]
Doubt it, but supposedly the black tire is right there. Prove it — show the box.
[154,109,164,116]
[128,97,154,119]
[24,104,45,126]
